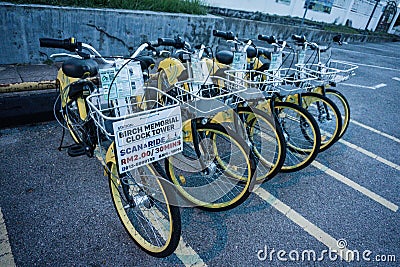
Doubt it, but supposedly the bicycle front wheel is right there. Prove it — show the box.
[108,162,181,258]
[274,102,321,172]
[238,107,286,182]
[324,89,350,139]
[165,122,256,211]
[299,92,342,151]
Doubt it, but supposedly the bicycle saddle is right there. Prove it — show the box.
[216,50,233,65]
[62,58,99,78]
[169,51,188,63]
[246,46,257,58]
[135,56,156,70]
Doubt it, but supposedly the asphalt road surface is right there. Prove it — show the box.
[1,41,399,266]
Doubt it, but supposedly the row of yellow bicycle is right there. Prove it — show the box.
[39,30,357,257]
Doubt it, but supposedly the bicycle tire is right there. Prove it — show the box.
[298,92,342,152]
[165,122,256,211]
[324,89,350,139]
[274,102,321,172]
[108,162,181,257]
[237,107,286,182]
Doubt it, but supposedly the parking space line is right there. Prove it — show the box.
[141,204,206,266]
[0,207,16,267]
[338,61,400,72]
[175,238,207,267]
[255,188,354,262]
[337,138,400,171]
[312,161,398,212]
[340,83,386,89]
[95,151,206,266]
[341,83,386,90]
[333,48,400,62]
[350,119,400,144]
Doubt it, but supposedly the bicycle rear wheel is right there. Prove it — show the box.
[108,162,181,258]
[274,102,321,172]
[165,122,256,211]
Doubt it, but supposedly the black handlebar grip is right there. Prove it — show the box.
[319,46,330,53]
[157,37,177,47]
[258,34,277,44]
[212,30,235,41]
[333,34,342,45]
[291,34,307,43]
[39,38,79,52]
[157,37,185,49]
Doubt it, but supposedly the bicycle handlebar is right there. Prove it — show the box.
[258,34,277,44]
[40,37,157,65]
[212,30,235,41]
[333,34,343,45]
[291,34,307,43]
[157,37,186,49]
[39,37,80,52]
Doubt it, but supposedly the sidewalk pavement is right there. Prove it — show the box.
[0,64,60,128]
[0,64,59,85]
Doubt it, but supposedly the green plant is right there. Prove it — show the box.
[5,0,208,15]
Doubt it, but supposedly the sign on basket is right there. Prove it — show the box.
[99,61,144,100]
[113,106,183,173]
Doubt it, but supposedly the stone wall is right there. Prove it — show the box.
[0,3,397,64]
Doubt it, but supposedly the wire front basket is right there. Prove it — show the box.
[224,69,282,100]
[298,60,358,84]
[327,60,358,83]
[86,87,180,139]
[173,75,247,116]
[265,68,318,92]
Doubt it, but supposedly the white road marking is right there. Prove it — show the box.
[312,161,398,212]
[337,137,400,171]
[340,82,386,89]
[333,48,400,61]
[255,188,355,262]
[373,83,387,89]
[98,146,206,266]
[392,77,400,81]
[142,202,206,266]
[175,238,207,267]
[337,61,400,72]
[350,119,400,144]
[0,207,16,267]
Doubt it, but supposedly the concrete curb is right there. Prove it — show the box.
[0,88,58,128]
[0,81,56,93]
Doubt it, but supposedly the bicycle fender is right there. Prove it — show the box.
[105,142,117,165]
[255,99,272,115]
[182,119,193,142]
[157,58,185,84]
[57,69,79,107]
[211,110,235,124]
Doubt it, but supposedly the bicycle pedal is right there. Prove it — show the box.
[67,144,87,157]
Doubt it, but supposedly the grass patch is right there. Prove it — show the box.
[5,0,208,14]
[322,24,361,34]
